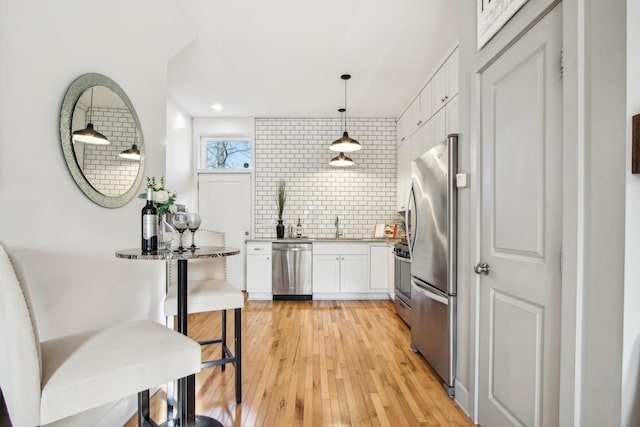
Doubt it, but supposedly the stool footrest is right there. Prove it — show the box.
[199,340,236,369]
[201,356,236,369]
[198,338,224,346]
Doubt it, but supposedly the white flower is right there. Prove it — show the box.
[154,190,169,204]
[168,204,178,214]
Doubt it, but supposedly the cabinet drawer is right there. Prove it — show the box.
[247,242,272,254]
[312,243,369,255]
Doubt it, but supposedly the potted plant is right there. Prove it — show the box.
[276,180,286,238]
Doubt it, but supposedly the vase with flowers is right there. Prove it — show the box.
[139,176,178,249]
[276,180,286,239]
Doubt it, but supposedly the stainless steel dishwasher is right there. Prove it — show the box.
[272,242,312,300]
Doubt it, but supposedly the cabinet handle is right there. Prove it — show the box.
[444,95,449,101]
[401,137,405,142]
[336,257,340,261]
[417,120,422,126]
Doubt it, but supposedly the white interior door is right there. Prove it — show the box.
[198,173,251,291]
[477,6,562,427]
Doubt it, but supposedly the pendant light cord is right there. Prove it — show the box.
[88,87,94,125]
[343,78,347,132]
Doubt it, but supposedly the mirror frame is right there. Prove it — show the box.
[60,73,145,208]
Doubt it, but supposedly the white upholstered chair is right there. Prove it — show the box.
[0,242,202,426]
[164,229,244,412]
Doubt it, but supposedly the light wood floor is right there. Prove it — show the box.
[125,298,473,427]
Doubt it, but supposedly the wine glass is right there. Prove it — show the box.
[172,212,189,252]
[187,212,201,250]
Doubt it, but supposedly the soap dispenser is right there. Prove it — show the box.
[296,218,303,238]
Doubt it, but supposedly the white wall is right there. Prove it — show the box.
[0,0,193,425]
[622,0,640,425]
[166,99,194,208]
[560,1,626,425]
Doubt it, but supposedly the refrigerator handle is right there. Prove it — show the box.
[406,181,417,258]
[411,280,449,305]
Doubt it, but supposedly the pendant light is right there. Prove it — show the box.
[330,74,361,153]
[329,109,354,167]
[329,152,354,167]
[119,143,140,161]
[72,88,110,145]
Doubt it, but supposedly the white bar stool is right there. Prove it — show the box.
[164,230,244,416]
[0,242,202,427]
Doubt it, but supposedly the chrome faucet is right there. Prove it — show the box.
[335,216,341,238]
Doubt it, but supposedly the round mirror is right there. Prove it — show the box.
[60,73,145,208]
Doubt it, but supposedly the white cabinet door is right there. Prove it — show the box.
[413,119,433,161]
[432,107,447,147]
[397,98,420,144]
[313,254,340,293]
[446,94,459,135]
[396,112,410,146]
[417,81,432,126]
[431,48,459,115]
[431,64,447,114]
[447,48,459,98]
[340,254,369,293]
[246,254,272,296]
[396,141,411,212]
[369,245,390,292]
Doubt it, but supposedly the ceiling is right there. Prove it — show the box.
[167,0,458,119]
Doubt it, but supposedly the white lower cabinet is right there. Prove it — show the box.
[313,242,391,299]
[248,241,393,300]
[312,243,369,298]
[339,254,369,293]
[312,254,341,293]
[370,244,392,294]
[246,242,272,300]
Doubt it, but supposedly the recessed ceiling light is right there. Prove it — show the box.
[211,104,222,111]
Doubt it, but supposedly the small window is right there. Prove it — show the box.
[200,138,252,170]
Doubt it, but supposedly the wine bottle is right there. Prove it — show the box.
[296,218,303,238]
[141,188,158,253]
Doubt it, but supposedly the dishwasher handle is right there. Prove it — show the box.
[272,247,310,252]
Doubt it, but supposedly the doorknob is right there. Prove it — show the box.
[474,263,490,275]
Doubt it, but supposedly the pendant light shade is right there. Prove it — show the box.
[119,143,140,161]
[329,152,354,167]
[330,74,361,153]
[72,88,110,145]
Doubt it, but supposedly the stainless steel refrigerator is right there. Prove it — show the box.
[406,134,457,397]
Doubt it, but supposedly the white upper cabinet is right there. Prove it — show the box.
[431,48,459,114]
[395,45,459,213]
[396,141,411,212]
[397,96,420,144]
[417,81,432,128]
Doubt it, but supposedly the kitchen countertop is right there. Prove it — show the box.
[246,238,400,244]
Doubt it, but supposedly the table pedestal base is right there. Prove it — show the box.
[160,415,224,427]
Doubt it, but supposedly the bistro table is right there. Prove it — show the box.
[116,246,240,427]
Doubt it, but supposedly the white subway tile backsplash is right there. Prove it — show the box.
[254,117,400,239]
[80,107,139,197]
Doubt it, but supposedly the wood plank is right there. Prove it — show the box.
[124,298,473,427]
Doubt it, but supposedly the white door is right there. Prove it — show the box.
[477,6,562,427]
[198,173,251,291]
